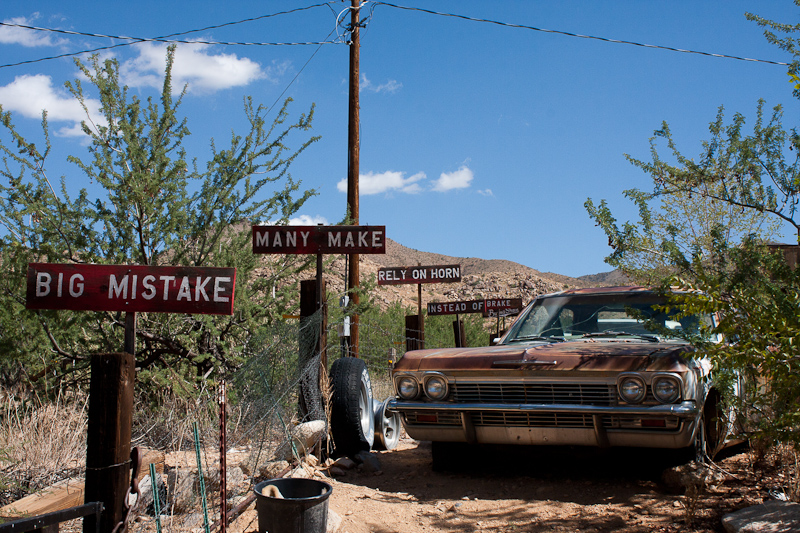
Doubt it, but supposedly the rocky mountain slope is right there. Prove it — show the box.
[315,238,621,311]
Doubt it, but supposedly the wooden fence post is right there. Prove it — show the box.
[83,352,135,533]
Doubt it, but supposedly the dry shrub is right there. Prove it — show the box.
[132,389,218,452]
[773,443,800,502]
[0,389,88,505]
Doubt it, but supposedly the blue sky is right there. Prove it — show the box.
[1,1,799,278]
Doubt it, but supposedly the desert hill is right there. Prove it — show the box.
[315,238,621,311]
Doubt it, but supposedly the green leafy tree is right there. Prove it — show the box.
[0,47,319,392]
[585,104,785,285]
[585,6,800,447]
[669,239,800,445]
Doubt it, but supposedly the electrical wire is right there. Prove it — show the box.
[0,3,345,69]
[0,22,343,47]
[0,1,789,70]
[373,1,791,67]
[263,27,338,118]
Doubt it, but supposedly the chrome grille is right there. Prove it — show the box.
[405,411,461,426]
[474,411,599,428]
[451,382,615,406]
[403,410,680,431]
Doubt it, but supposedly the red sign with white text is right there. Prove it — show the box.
[377,265,462,285]
[26,263,236,315]
[427,300,485,316]
[252,225,386,254]
[483,298,524,318]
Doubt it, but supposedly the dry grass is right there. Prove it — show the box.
[132,389,219,453]
[771,442,800,502]
[0,390,88,505]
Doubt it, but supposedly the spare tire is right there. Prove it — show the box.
[372,398,401,451]
[329,357,375,456]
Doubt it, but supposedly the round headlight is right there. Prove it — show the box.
[396,376,419,399]
[424,375,448,400]
[618,375,646,404]
[653,376,681,404]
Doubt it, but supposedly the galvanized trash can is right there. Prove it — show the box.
[254,478,332,533]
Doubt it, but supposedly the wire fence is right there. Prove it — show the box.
[0,307,445,532]
[127,308,429,531]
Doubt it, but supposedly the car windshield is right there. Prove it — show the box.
[502,291,715,344]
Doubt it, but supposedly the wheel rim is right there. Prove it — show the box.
[359,381,371,437]
[373,398,401,450]
[380,405,400,449]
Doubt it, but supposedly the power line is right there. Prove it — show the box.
[0,22,343,47]
[1,1,791,70]
[0,3,345,69]
[0,37,344,69]
[373,1,791,67]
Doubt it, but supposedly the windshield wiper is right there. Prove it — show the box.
[581,331,660,342]
[507,335,565,343]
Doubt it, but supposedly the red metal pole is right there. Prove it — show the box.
[219,380,227,533]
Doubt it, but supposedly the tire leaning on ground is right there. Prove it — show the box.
[329,357,375,456]
[372,398,402,451]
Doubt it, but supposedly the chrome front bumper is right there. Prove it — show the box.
[387,399,701,448]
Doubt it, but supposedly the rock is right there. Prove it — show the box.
[353,451,382,473]
[205,466,247,496]
[289,463,314,479]
[722,500,800,532]
[274,420,327,461]
[327,508,342,533]
[135,474,168,516]
[259,460,290,480]
[332,457,357,470]
[166,468,197,514]
[329,466,347,477]
[661,462,724,494]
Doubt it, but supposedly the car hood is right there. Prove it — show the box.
[393,340,695,373]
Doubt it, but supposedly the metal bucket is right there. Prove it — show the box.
[254,478,332,533]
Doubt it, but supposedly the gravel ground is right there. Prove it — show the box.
[224,434,785,533]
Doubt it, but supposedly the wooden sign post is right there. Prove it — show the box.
[252,225,386,418]
[252,224,386,359]
[427,299,484,348]
[377,264,462,350]
[427,298,524,347]
[26,263,236,533]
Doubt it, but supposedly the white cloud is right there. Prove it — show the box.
[0,15,67,47]
[432,166,474,192]
[337,170,425,195]
[288,214,329,226]
[477,189,494,197]
[0,74,104,136]
[360,73,402,94]
[121,42,265,94]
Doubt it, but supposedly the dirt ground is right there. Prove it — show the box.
[225,434,782,533]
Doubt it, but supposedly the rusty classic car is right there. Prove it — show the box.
[388,286,738,468]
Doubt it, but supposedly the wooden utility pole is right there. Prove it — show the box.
[346,0,361,358]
